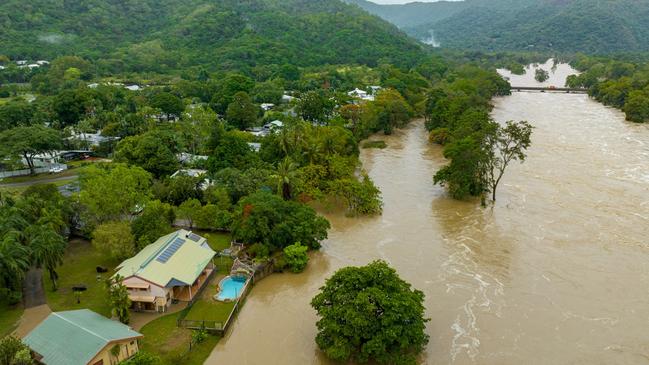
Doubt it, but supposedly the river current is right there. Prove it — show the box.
[206,62,649,364]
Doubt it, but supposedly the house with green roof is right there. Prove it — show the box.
[23,309,142,365]
[115,229,216,312]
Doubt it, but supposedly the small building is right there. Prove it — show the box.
[27,64,40,69]
[0,66,5,70]
[124,85,141,91]
[176,152,208,165]
[68,132,120,147]
[16,60,28,65]
[260,103,274,111]
[248,142,261,152]
[23,309,143,365]
[348,88,375,101]
[36,60,50,65]
[281,94,295,103]
[171,169,207,179]
[115,230,216,312]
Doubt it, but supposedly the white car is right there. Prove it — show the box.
[49,166,64,174]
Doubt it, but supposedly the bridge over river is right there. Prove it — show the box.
[511,85,588,93]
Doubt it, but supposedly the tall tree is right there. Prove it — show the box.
[482,120,533,202]
[225,91,258,130]
[79,164,152,223]
[27,225,66,291]
[0,126,62,175]
[150,92,184,120]
[106,275,131,324]
[272,158,299,200]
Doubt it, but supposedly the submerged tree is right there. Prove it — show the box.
[534,68,550,83]
[311,260,429,365]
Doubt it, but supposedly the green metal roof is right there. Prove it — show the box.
[115,229,215,287]
[23,309,142,365]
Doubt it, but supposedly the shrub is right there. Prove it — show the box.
[283,242,308,273]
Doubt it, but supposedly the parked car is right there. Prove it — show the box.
[49,166,65,174]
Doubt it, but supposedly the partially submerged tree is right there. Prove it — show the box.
[482,120,533,202]
[283,242,308,273]
[311,260,429,365]
[534,68,550,82]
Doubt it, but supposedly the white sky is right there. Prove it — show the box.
[368,0,446,3]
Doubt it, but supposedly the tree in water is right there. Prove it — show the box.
[535,68,550,82]
[482,120,533,203]
[311,260,428,365]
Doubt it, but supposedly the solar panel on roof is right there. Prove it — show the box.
[156,237,185,263]
[187,233,201,242]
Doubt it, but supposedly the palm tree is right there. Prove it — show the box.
[28,226,66,291]
[0,232,31,295]
[272,158,299,201]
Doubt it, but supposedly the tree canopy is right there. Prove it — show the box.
[311,260,429,365]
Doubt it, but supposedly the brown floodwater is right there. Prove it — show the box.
[206,64,649,364]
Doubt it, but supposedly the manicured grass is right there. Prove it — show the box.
[0,301,23,337]
[199,231,231,252]
[43,239,119,317]
[184,300,235,323]
[362,140,387,149]
[139,311,220,365]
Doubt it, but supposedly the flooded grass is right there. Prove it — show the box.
[361,140,387,149]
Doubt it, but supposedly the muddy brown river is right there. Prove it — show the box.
[206,63,649,364]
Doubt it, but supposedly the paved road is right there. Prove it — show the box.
[22,268,46,308]
[0,175,78,188]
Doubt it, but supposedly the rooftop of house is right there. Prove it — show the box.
[171,169,208,178]
[115,229,215,287]
[23,309,142,365]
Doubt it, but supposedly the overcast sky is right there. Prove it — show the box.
[368,0,444,3]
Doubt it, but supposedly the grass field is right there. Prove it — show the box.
[0,301,24,337]
[139,311,220,365]
[43,239,119,317]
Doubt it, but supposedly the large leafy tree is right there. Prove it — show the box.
[231,192,330,251]
[311,260,429,365]
[79,164,152,223]
[225,91,258,130]
[150,92,184,120]
[0,126,62,175]
[92,221,136,261]
[114,130,180,178]
[131,200,175,250]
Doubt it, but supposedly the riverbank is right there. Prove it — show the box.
[205,65,649,364]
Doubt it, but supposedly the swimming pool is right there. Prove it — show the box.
[215,275,247,301]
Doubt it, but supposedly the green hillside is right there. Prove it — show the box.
[0,0,425,73]
[349,0,649,54]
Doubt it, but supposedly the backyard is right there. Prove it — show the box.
[138,311,220,365]
[43,238,119,317]
[0,301,23,337]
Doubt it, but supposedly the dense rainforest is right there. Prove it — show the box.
[349,0,649,54]
[0,0,425,74]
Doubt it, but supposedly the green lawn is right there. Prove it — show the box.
[184,300,235,324]
[0,301,24,337]
[199,231,231,252]
[139,311,220,365]
[44,239,119,317]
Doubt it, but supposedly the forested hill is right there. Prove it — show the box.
[344,0,467,29]
[0,0,425,73]
[349,0,649,54]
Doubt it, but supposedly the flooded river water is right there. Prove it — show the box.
[206,63,649,364]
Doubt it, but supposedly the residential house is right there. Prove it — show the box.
[23,309,143,365]
[170,169,211,190]
[348,88,375,102]
[260,103,274,111]
[115,230,216,312]
[176,152,208,165]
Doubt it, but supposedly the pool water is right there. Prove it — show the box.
[216,276,247,301]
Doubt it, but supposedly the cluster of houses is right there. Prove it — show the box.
[0,60,49,71]
[22,230,217,364]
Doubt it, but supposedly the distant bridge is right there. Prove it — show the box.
[510,86,588,94]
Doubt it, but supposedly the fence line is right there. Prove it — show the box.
[0,164,67,178]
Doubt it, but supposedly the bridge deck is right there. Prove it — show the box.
[510,86,588,93]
